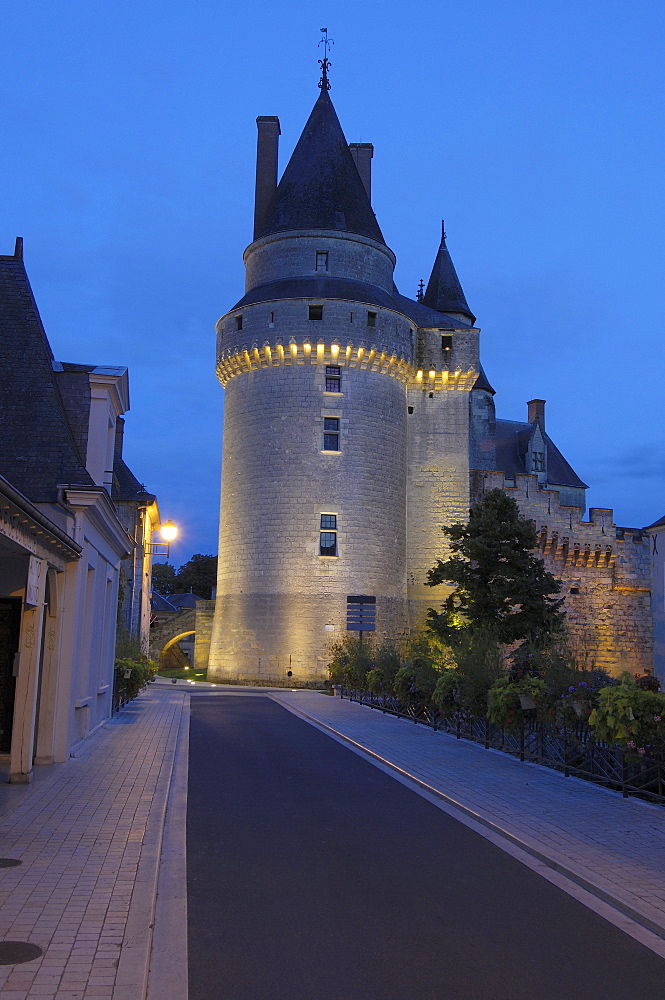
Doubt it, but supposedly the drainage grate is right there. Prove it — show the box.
[0,941,43,965]
[0,859,21,868]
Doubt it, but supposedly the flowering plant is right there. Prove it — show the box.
[487,675,547,730]
[588,674,665,757]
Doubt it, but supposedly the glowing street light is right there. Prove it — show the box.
[161,520,178,543]
[149,520,178,558]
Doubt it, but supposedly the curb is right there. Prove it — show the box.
[272,693,665,946]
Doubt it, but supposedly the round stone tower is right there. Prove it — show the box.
[208,82,416,686]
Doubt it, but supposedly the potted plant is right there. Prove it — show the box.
[487,675,547,729]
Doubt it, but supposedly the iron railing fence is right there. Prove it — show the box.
[339,687,665,805]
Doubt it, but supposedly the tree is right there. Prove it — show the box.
[426,489,565,651]
[152,562,177,596]
[174,554,218,600]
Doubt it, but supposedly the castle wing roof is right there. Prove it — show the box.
[0,251,94,501]
[393,292,472,329]
[494,419,587,488]
[255,88,386,245]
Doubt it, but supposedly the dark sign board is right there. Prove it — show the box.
[346,595,376,632]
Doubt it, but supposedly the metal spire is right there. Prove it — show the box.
[318,27,334,90]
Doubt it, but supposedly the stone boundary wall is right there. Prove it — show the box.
[473,470,653,676]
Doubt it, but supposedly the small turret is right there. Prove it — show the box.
[423,221,475,325]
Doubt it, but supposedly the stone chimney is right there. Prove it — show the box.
[254,116,281,240]
[527,399,546,428]
[115,415,125,457]
[349,143,373,202]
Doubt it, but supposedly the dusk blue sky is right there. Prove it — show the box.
[2,1,663,566]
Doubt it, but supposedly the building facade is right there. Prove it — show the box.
[0,240,158,781]
[208,78,653,686]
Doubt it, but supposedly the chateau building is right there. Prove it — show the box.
[208,72,652,686]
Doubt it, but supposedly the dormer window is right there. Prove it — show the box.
[532,451,545,472]
[316,251,329,272]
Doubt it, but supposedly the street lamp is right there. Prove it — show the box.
[149,520,178,558]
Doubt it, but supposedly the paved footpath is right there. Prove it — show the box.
[0,682,664,999]
[0,687,187,1000]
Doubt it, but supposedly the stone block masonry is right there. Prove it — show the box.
[476,470,653,676]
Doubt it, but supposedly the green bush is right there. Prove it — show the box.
[393,635,448,705]
[588,674,665,755]
[328,636,374,689]
[366,642,402,693]
[487,675,547,730]
[114,656,156,704]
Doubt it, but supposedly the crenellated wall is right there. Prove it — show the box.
[472,470,653,676]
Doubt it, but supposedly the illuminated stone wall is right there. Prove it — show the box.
[471,470,654,676]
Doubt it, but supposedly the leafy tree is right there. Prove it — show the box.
[174,554,218,600]
[426,489,565,651]
[152,562,177,595]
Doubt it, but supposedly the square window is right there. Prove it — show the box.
[320,513,337,530]
[309,304,323,320]
[325,365,341,392]
[532,451,545,472]
[367,311,377,327]
[316,251,329,272]
[441,334,453,350]
[235,314,243,330]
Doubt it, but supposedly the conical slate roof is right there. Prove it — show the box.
[0,248,94,501]
[423,224,475,323]
[255,88,386,245]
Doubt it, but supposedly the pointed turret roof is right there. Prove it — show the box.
[423,223,475,324]
[255,88,386,245]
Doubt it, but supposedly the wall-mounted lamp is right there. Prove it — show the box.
[149,520,178,558]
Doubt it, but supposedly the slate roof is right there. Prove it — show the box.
[494,419,587,488]
[423,226,475,324]
[0,250,94,502]
[168,592,203,609]
[645,514,665,530]
[112,455,155,505]
[255,88,386,245]
[233,276,402,313]
[471,363,496,395]
[393,292,472,330]
[151,592,178,612]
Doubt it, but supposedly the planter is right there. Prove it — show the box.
[519,695,536,710]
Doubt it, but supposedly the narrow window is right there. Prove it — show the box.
[325,366,341,392]
[323,417,340,451]
[367,311,377,327]
[309,304,323,320]
[320,514,337,556]
[315,251,329,272]
[236,314,243,330]
[441,334,453,350]
[269,311,275,324]
[504,475,516,487]
[408,406,414,414]
[532,451,545,472]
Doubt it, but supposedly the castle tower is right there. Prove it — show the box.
[209,81,417,686]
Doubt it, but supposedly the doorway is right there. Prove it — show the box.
[0,597,22,753]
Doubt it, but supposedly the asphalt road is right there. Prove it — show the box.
[187,695,665,1000]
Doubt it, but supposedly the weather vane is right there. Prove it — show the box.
[318,27,334,90]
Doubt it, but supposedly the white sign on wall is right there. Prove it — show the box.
[25,556,43,608]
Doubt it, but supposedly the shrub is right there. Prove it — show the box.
[114,656,156,704]
[487,675,547,730]
[393,635,448,705]
[328,636,374,689]
[588,674,665,755]
[366,642,402,693]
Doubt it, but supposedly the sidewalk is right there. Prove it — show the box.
[0,687,187,1000]
[272,690,665,945]
[1,683,665,999]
